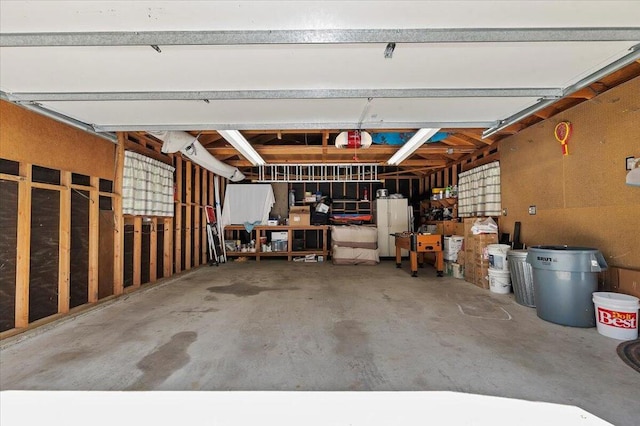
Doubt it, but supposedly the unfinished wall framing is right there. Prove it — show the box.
[0,101,218,337]
[0,161,116,332]
[424,145,501,195]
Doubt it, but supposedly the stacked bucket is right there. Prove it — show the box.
[487,244,512,294]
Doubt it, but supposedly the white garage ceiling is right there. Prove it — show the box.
[2,1,639,175]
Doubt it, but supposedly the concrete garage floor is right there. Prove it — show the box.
[1,260,638,425]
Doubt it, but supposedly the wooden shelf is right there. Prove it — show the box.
[424,220,463,236]
[330,199,372,223]
[223,224,329,261]
[429,197,457,208]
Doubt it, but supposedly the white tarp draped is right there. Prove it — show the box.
[221,184,275,229]
[123,151,175,217]
[457,161,501,217]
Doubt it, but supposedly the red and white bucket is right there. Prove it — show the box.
[592,292,639,340]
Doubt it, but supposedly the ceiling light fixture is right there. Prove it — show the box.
[217,130,266,166]
[384,42,396,59]
[386,128,441,166]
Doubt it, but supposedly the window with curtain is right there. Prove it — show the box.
[122,151,175,216]
[457,161,501,217]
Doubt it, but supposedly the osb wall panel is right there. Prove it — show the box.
[0,101,115,180]
[500,76,640,269]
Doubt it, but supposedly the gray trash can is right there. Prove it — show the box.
[508,249,535,308]
[526,246,607,327]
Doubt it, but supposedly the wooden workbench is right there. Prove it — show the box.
[224,224,329,261]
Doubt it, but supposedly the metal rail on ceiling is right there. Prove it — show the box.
[2,28,640,46]
[5,87,563,102]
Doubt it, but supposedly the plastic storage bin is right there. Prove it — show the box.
[526,246,607,327]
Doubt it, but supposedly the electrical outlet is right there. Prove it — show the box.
[528,205,537,215]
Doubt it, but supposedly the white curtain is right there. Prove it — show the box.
[123,151,175,216]
[458,161,501,217]
[221,184,275,229]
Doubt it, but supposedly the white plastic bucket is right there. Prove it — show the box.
[444,236,464,261]
[452,263,464,279]
[592,292,639,340]
[488,244,510,271]
[488,269,511,294]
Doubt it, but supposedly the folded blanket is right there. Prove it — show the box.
[243,220,262,233]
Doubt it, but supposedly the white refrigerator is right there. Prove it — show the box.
[375,198,409,257]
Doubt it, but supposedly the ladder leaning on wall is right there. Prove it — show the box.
[205,205,224,266]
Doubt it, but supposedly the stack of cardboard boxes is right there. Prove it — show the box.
[463,218,498,289]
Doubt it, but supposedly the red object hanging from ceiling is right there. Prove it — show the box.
[347,131,362,148]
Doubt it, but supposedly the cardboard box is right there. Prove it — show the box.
[464,217,476,238]
[271,231,288,241]
[457,250,466,267]
[436,221,457,236]
[472,233,499,261]
[474,267,490,289]
[609,267,640,298]
[464,261,475,283]
[464,217,500,239]
[289,206,310,226]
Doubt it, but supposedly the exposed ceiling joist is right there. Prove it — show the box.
[207,145,474,156]
[483,44,640,137]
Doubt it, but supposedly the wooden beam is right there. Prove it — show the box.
[379,167,441,178]
[174,157,182,273]
[322,130,329,162]
[124,139,173,165]
[207,145,471,157]
[193,165,201,266]
[149,217,157,283]
[113,132,126,296]
[445,134,483,147]
[15,163,32,328]
[392,159,448,167]
[565,87,598,100]
[88,176,100,303]
[129,131,165,150]
[451,164,458,186]
[133,216,142,287]
[57,170,71,314]
[185,161,192,270]
[459,147,501,172]
[201,169,208,264]
[163,217,173,278]
[455,131,493,146]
